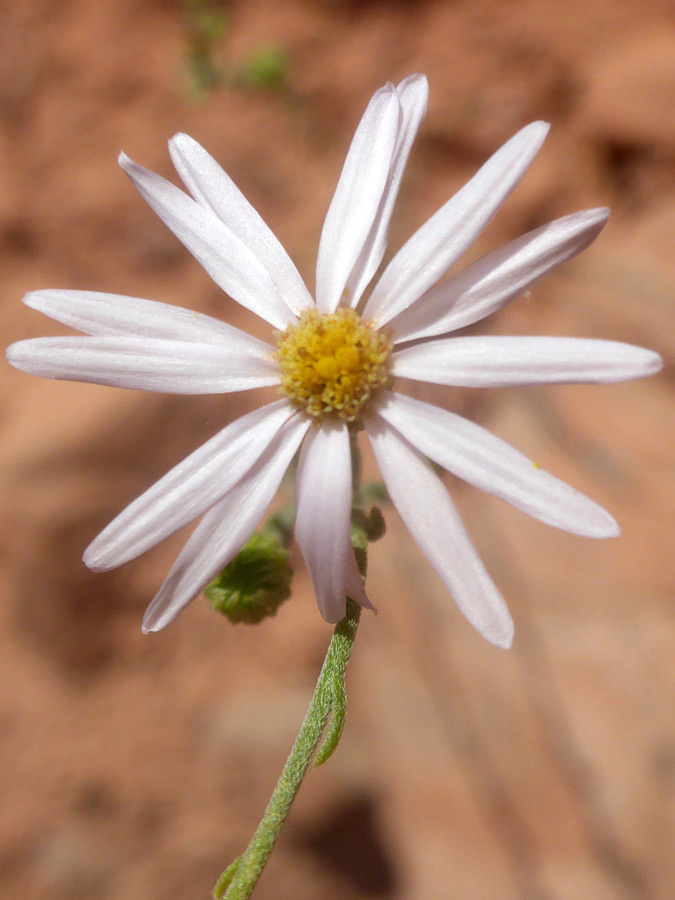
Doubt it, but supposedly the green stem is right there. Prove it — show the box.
[215,598,362,899]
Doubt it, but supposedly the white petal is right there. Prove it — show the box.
[22,289,275,355]
[391,208,610,343]
[315,84,401,314]
[294,423,352,623]
[392,336,664,387]
[119,153,297,329]
[7,336,279,393]
[363,121,550,325]
[142,413,310,632]
[85,400,295,571]
[343,74,429,309]
[169,133,314,315]
[375,392,619,537]
[366,416,513,648]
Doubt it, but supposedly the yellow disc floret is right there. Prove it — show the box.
[275,308,393,422]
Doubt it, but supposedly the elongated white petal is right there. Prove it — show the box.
[364,121,550,325]
[85,400,295,571]
[315,84,401,314]
[376,392,619,537]
[142,414,310,632]
[169,134,313,315]
[295,423,352,623]
[7,336,279,393]
[367,416,513,648]
[22,289,275,354]
[391,208,610,343]
[343,74,429,308]
[392,336,664,387]
[119,153,297,329]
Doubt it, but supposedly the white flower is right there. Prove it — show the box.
[7,75,662,647]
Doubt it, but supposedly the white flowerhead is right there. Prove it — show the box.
[7,75,662,647]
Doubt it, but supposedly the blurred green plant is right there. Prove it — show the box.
[233,45,289,90]
[180,0,289,101]
[181,0,228,97]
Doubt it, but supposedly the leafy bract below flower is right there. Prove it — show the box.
[7,75,662,648]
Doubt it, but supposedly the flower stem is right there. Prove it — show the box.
[214,597,362,899]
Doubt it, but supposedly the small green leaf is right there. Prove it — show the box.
[314,682,346,767]
[213,856,241,899]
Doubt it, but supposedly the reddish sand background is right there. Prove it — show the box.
[1,2,673,898]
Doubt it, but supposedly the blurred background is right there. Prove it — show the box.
[0,1,673,898]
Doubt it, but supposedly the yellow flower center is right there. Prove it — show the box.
[275,308,393,422]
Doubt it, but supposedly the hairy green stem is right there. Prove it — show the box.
[215,598,362,899]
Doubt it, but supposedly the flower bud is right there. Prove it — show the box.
[205,531,292,625]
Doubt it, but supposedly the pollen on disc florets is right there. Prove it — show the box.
[275,308,393,422]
